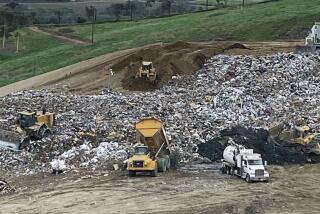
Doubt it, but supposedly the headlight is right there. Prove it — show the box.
[129,162,133,166]
[144,162,148,166]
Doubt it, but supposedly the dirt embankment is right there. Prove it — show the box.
[0,40,301,96]
[118,41,227,91]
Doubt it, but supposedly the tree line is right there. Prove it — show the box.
[0,0,238,49]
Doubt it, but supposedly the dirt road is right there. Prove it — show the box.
[1,164,319,214]
[27,27,91,46]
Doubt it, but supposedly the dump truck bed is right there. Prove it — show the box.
[135,118,170,156]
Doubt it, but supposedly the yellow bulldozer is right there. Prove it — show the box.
[0,109,55,150]
[269,122,320,154]
[127,118,171,177]
[136,61,157,82]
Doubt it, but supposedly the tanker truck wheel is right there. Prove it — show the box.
[245,174,251,183]
[151,163,158,177]
[128,170,136,177]
[226,166,231,175]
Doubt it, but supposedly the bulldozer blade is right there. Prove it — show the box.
[0,140,19,150]
[0,130,22,151]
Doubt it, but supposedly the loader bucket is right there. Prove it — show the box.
[0,130,22,150]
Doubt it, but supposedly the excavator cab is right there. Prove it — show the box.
[18,112,37,128]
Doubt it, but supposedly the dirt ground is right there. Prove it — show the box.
[27,27,91,46]
[0,40,302,96]
[1,164,319,214]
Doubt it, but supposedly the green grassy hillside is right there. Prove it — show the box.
[0,0,318,87]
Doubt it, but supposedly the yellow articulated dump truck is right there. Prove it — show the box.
[127,118,171,177]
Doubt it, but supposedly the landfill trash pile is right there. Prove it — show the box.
[0,180,15,195]
[50,141,128,172]
[0,53,319,176]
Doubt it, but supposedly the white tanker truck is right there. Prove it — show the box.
[221,144,270,182]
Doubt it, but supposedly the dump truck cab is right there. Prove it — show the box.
[127,118,171,177]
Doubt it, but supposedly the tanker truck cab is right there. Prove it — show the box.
[222,145,269,183]
[240,154,269,182]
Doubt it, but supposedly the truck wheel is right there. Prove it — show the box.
[128,170,136,177]
[151,163,158,177]
[166,158,171,170]
[157,158,165,172]
[162,160,167,172]
[221,165,227,174]
[226,166,230,175]
[245,174,251,183]
[163,155,170,170]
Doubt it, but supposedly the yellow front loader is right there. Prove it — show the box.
[127,118,171,177]
[0,110,55,150]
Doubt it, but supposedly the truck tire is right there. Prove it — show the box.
[169,150,179,169]
[157,158,165,172]
[245,174,251,183]
[163,155,170,170]
[166,158,171,170]
[128,170,136,177]
[151,163,158,177]
[226,166,230,175]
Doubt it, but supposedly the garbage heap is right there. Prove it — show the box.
[0,53,319,176]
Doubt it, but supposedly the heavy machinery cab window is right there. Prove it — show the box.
[248,159,263,165]
[19,113,35,127]
[143,65,150,71]
[135,147,148,155]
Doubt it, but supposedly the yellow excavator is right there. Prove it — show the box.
[0,109,55,150]
[269,122,320,154]
[127,118,171,177]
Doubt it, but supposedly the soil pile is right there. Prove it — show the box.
[199,126,320,165]
[118,41,227,91]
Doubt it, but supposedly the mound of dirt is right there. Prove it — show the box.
[115,41,227,91]
[224,43,250,50]
[199,126,320,165]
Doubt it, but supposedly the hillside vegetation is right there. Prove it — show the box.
[0,0,318,87]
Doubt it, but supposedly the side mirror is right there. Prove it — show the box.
[242,161,245,166]
[264,161,267,166]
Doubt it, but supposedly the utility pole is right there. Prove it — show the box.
[243,0,245,8]
[16,29,20,53]
[206,0,208,10]
[130,0,133,21]
[2,23,5,49]
[107,68,113,90]
[91,6,95,44]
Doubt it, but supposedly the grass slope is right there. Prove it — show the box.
[0,0,319,87]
